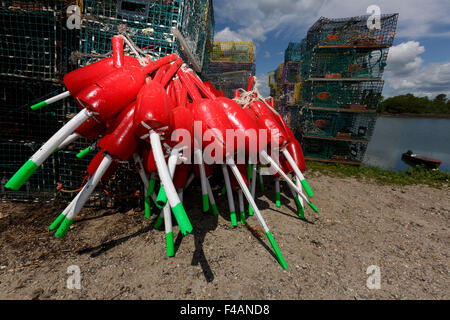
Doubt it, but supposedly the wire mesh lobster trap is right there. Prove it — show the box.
[0,0,80,82]
[284,42,301,63]
[281,61,301,84]
[1,0,214,205]
[211,41,254,63]
[302,137,368,164]
[79,0,213,71]
[302,80,384,110]
[305,14,399,49]
[304,47,389,79]
[207,41,256,97]
[300,108,377,141]
[208,70,253,98]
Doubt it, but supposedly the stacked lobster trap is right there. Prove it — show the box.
[206,40,256,98]
[0,0,214,203]
[299,14,398,165]
[270,43,303,137]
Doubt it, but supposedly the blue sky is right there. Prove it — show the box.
[213,0,450,98]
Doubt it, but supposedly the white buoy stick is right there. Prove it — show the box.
[194,148,209,212]
[221,164,237,226]
[282,148,314,197]
[6,109,90,190]
[55,153,112,237]
[31,91,71,110]
[227,158,287,269]
[150,130,192,235]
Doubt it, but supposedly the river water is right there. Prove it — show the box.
[364,116,450,172]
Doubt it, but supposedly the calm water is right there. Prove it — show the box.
[364,116,450,172]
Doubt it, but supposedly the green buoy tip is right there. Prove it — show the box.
[49,213,66,231]
[54,218,74,238]
[166,232,174,257]
[230,211,238,227]
[153,216,164,229]
[155,187,168,209]
[5,160,38,191]
[202,194,209,212]
[76,146,91,159]
[144,198,151,219]
[266,231,288,270]
[172,203,193,235]
[240,211,246,225]
[300,179,314,197]
[30,101,47,111]
[275,192,281,207]
[147,178,156,196]
[211,204,220,216]
[308,201,319,213]
[248,164,253,179]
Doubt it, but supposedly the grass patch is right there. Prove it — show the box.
[306,161,450,188]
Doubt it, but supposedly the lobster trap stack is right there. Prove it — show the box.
[299,14,398,165]
[79,0,214,72]
[268,62,284,111]
[207,41,256,98]
[1,0,215,204]
[0,1,90,202]
[272,42,303,129]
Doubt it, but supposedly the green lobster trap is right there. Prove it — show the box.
[300,108,377,141]
[284,42,301,63]
[302,137,368,164]
[80,0,213,72]
[302,80,384,110]
[0,0,80,81]
[305,14,399,49]
[305,48,389,79]
[281,61,301,84]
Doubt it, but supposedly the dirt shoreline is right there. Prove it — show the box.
[0,174,449,300]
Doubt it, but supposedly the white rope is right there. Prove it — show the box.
[232,76,280,117]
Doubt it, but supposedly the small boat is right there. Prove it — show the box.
[401,150,442,169]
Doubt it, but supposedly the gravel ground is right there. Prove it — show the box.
[0,174,449,300]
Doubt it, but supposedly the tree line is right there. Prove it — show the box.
[377,93,450,115]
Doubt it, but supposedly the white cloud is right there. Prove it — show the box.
[214,27,249,41]
[384,41,450,97]
[317,0,450,39]
[214,0,327,42]
[255,73,270,97]
[214,0,450,44]
[385,41,425,77]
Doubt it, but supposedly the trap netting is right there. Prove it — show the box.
[302,137,369,164]
[79,0,213,72]
[284,42,301,63]
[0,0,80,81]
[0,0,214,204]
[211,41,255,63]
[305,14,399,49]
[281,61,301,84]
[208,70,254,98]
[303,47,389,79]
[300,108,377,141]
[302,80,384,111]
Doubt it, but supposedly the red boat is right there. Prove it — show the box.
[401,150,442,169]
